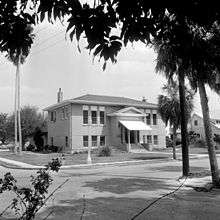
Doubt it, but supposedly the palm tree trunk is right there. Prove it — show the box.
[17,54,22,153]
[173,126,177,160]
[198,80,220,186]
[178,71,190,176]
[14,62,18,154]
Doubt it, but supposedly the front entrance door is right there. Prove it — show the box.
[125,129,135,144]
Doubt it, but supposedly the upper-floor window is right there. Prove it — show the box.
[50,111,56,122]
[100,111,105,124]
[153,114,157,125]
[83,136,88,147]
[83,110,88,124]
[194,120,198,126]
[92,136,97,146]
[91,111,97,124]
[146,114,151,125]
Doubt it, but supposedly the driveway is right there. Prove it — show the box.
[0,157,220,220]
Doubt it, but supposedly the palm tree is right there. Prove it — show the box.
[158,81,194,160]
[0,4,35,153]
[155,24,220,186]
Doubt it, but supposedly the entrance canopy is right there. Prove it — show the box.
[119,120,152,131]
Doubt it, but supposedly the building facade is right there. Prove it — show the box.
[189,113,220,139]
[44,90,166,152]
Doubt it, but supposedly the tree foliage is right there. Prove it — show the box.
[0,158,62,219]
[158,81,194,129]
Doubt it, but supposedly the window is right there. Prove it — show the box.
[153,135,158,145]
[100,136,105,146]
[92,136,97,146]
[147,135,152,144]
[194,120,198,126]
[61,108,65,119]
[153,114,157,125]
[65,107,68,119]
[91,111,97,124]
[143,135,146,144]
[51,137,53,146]
[83,136,88,147]
[100,111,105,124]
[50,111,56,122]
[83,110,88,124]
[65,136,68,147]
[146,114,151,125]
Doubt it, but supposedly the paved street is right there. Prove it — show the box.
[1,157,220,220]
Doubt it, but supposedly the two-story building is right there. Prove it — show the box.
[189,113,220,139]
[43,89,166,152]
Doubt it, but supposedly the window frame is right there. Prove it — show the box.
[91,111,97,124]
[153,135,158,145]
[100,136,105,146]
[99,111,105,124]
[92,135,98,146]
[83,110,89,124]
[147,135,152,144]
[153,114,157,125]
[194,120,198,126]
[146,114,151,125]
[83,135,89,147]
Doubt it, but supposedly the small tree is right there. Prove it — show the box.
[158,82,194,159]
[5,106,46,148]
[0,113,8,144]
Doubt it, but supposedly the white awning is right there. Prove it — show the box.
[119,120,152,131]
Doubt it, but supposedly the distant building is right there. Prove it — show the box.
[43,89,166,152]
[189,113,220,139]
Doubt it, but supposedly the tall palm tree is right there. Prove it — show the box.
[158,81,194,159]
[0,4,35,153]
[155,24,220,186]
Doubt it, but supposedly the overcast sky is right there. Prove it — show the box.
[0,21,219,118]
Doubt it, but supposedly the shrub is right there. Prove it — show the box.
[166,137,173,148]
[26,144,35,151]
[194,139,206,148]
[98,146,112,157]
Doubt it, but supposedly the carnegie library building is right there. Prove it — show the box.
[43,89,166,152]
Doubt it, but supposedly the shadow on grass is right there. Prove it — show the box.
[131,156,168,160]
[83,177,172,194]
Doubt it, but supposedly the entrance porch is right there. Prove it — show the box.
[119,120,152,152]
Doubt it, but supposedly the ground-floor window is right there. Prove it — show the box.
[147,135,152,144]
[83,136,88,147]
[153,135,158,145]
[92,136,97,146]
[100,136,105,146]
[51,137,53,146]
[143,135,146,144]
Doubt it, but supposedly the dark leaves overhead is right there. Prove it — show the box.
[0,0,35,65]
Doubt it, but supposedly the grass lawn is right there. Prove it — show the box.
[0,149,171,166]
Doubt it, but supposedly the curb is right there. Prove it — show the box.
[0,157,173,170]
[0,154,210,171]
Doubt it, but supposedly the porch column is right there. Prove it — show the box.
[127,129,131,152]
[122,126,125,144]
[134,130,138,144]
